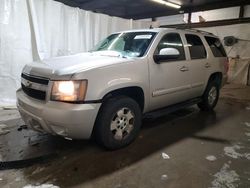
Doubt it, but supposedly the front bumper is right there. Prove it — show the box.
[16,89,101,139]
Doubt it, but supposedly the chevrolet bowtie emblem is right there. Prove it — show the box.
[26,81,32,88]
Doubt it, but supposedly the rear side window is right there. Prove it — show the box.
[185,34,207,59]
[155,33,186,61]
[205,36,227,57]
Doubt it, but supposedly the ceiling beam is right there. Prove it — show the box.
[239,5,245,19]
[160,17,250,28]
[181,0,250,13]
[123,0,250,19]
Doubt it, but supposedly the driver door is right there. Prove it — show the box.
[148,32,193,111]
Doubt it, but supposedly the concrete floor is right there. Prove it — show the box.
[0,84,250,188]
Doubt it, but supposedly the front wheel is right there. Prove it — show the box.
[94,96,142,150]
[198,80,220,111]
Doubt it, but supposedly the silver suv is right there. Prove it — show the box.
[17,28,228,149]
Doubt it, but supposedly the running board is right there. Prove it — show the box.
[143,98,202,119]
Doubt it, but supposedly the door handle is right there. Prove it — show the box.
[180,66,189,72]
[205,63,211,68]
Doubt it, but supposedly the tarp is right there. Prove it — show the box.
[200,24,250,85]
[0,0,151,106]
[228,58,250,85]
[199,24,250,59]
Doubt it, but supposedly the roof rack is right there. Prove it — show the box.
[175,27,215,36]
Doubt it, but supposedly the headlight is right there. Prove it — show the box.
[51,80,87,102]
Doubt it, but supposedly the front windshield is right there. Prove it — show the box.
[91,32,156,58]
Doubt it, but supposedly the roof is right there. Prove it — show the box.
[113,28,216,37]
[54,0,250,19]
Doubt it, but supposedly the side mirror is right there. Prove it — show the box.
[154,48,180,63]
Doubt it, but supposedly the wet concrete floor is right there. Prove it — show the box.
[0,85,250,188]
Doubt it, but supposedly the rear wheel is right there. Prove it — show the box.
[94,96,142,150]
[198,80,220,111]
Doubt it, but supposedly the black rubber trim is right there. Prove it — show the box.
[21,84,46,100]
[21,73,49,85]
[144,97,202,119]
[50,99,103,104]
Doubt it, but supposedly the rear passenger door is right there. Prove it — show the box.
[184,34,208,97]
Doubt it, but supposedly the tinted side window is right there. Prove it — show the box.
[185,34,207,59]
[155,33,185,61]
[205,36,227,57]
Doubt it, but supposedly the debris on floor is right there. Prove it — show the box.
[246,106,250,110]
[17,124,28,131]
[206,155,217,161]
[0,124,10,136]
[244,122,250,127]
[31,167,46,175]
[161,152,170,159]
[0,108,20,122]
[23,184,60,188]
[224,145,243,159]
[15,177,21,182]
[211,163,240,188]
[224,144,250,160]
[114,183,122,188]
[2,106,17,110]
[245,133,250,137]
[161,174,168,181]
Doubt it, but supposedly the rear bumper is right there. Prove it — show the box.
[16,89,101,139]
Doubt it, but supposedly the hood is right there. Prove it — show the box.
[23,52,132,79]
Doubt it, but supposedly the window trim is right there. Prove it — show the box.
[204,36,227,58]
[185,34,207,60]
[154,32,186,63]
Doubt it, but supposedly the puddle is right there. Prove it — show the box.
[0,127,59,170]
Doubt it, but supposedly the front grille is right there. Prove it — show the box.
[21,73,49,100]
[21,83,46,100]
[21,73,49,85]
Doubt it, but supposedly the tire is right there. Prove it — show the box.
[198,80,220,111]
[94,96,142,150]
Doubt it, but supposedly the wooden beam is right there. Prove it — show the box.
[239,5,245,19]
[182,0,250,13]
[188,12,192,24]
[160,18,250,28]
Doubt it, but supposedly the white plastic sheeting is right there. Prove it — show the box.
[199,24,250,85]
[0,0,33,106]
[0,0,151,106]
[184,7,240,23]
[199,24,250,59]
[228,58,250,85]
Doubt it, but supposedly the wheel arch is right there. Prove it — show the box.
[207,72,223,88]
[101,86,145,112]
